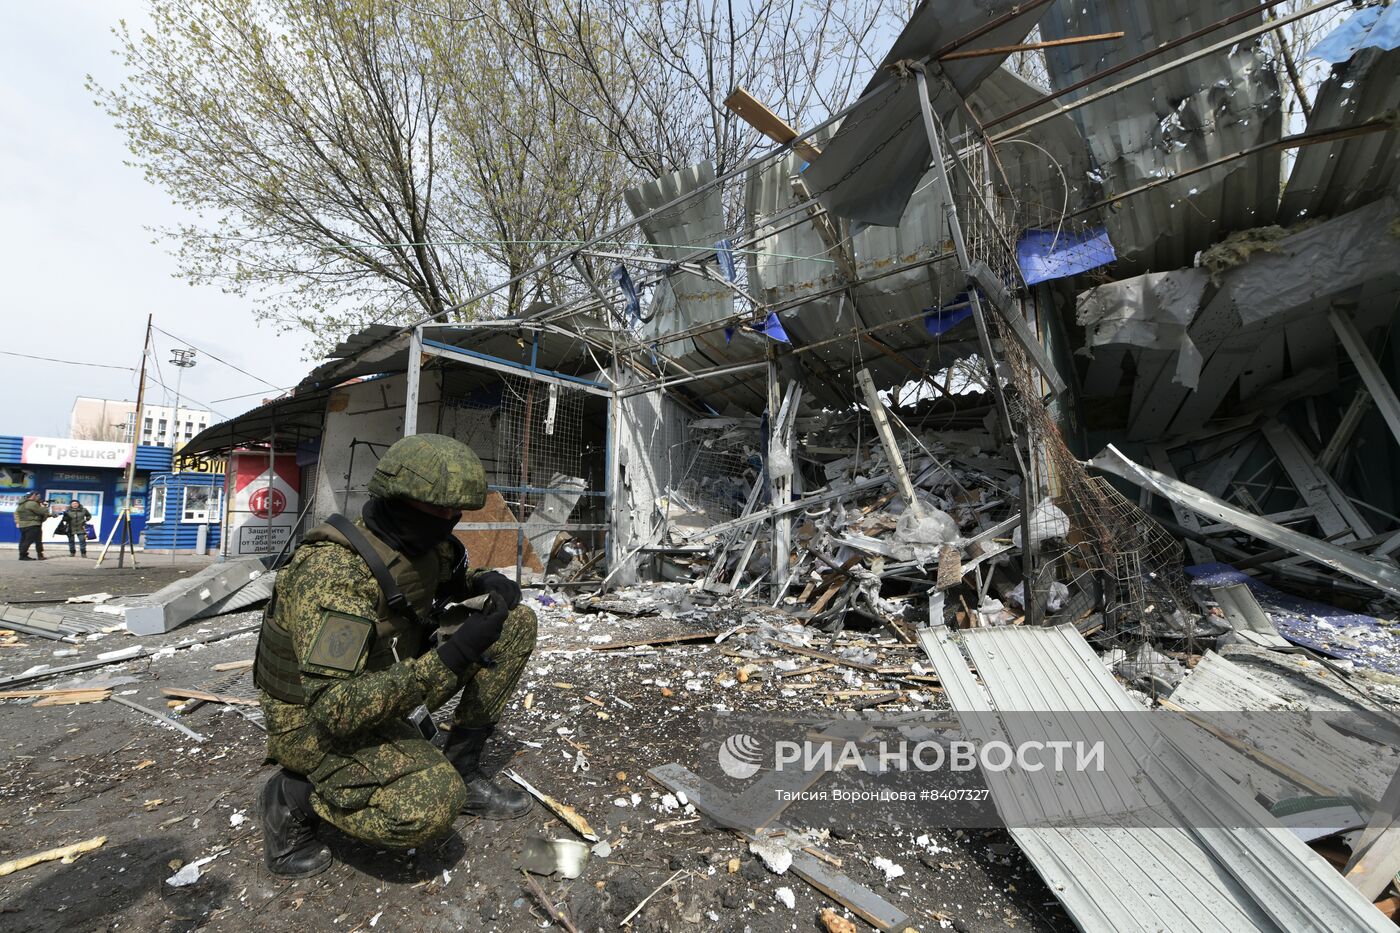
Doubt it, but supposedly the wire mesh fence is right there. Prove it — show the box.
[950,124,1198,685]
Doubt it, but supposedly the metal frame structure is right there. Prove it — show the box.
[404,322,613,585]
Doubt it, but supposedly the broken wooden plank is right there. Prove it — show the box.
[504,770,599,841]
[0,687,113,699]
[212,659,254,672]
[158,687,259,707]
[764,640,882,674]
[1344,824,1400,902]
[855,368,917,506]
[722,87,823,162]
[588,631,720,652]
[0,836,106,877]
[32,691,110,707]
[1260,419,1372,540]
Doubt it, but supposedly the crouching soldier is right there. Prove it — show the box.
[253,434,537,878]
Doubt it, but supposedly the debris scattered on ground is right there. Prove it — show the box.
[0,836,106,877]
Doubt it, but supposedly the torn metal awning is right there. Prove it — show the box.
[1278,45,1400,224]
[919,623,1395,933]
[181,387,333,456]
[1091,444,1400,599]
[1039,0,1283,273]
[803,0,1050,227]
[294,319,612,395]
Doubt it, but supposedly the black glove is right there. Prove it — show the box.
[472,570,522,610]
[435,604,509,674]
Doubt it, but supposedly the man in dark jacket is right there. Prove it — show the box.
[14,493,49,561]
[56,499,92,557]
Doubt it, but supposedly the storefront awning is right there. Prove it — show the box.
[181,388,333,457]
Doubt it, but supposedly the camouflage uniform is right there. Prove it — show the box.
[256,436,537,850]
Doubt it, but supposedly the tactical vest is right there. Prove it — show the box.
[254,515,441,705]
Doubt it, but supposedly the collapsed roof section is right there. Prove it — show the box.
[1040,0,1284,272]
[802,0,1053,227]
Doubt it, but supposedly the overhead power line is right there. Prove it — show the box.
[0,350,137,372]
[152,325,284,391]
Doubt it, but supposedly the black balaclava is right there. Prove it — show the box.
[362,497,459,557]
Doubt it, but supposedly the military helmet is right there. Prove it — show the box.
[367,434,486,510]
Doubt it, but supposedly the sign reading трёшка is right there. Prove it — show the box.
[22,437,132,469]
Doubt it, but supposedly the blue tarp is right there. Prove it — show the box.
[1306,4,1400,64]
[725,312,791,345]
[714,238,737,282]
[1187,563,1400,675]
[925,293,975,336]
[611,264,641,324]
[1016,226,1116,285]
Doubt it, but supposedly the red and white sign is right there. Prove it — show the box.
[229,452,301,556]
[249,486,287,519]
[22,437,131,469]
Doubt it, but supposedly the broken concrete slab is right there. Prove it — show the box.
[123,558,269,635]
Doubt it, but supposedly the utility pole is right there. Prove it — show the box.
[97,314,151,569]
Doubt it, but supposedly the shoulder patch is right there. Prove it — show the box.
[304,610,374,677]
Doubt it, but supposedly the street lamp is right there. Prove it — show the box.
[169,348,197,449]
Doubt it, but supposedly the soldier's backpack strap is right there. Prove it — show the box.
[324,513,421,626]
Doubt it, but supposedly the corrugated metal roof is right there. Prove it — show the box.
[744,139,979,401]
[963,67,1101,226]
[624,161,734,364]
[804,0,1051,227]
[182,388,333,456]
[623,161,775,411]
[1278,46,1400,224]
[919,623,1394,933]
[297,324,406,392]
[1040,0,1283,273]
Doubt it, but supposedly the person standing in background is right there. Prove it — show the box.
[14,492,49,561]
[56,499,92,557]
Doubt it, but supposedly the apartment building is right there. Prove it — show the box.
[69,397,212,449]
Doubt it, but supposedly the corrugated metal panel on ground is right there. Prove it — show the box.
[1040,1,1283,274]
[919,624,1393,933]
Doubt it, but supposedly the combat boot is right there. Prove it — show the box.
[445,726,532,819]
[257,770,332,878]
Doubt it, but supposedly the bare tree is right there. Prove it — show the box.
[94,0,906,346]
[491,0,904,180]
[92,0,631,347]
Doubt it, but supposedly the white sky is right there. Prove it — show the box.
[0,2,315,438]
